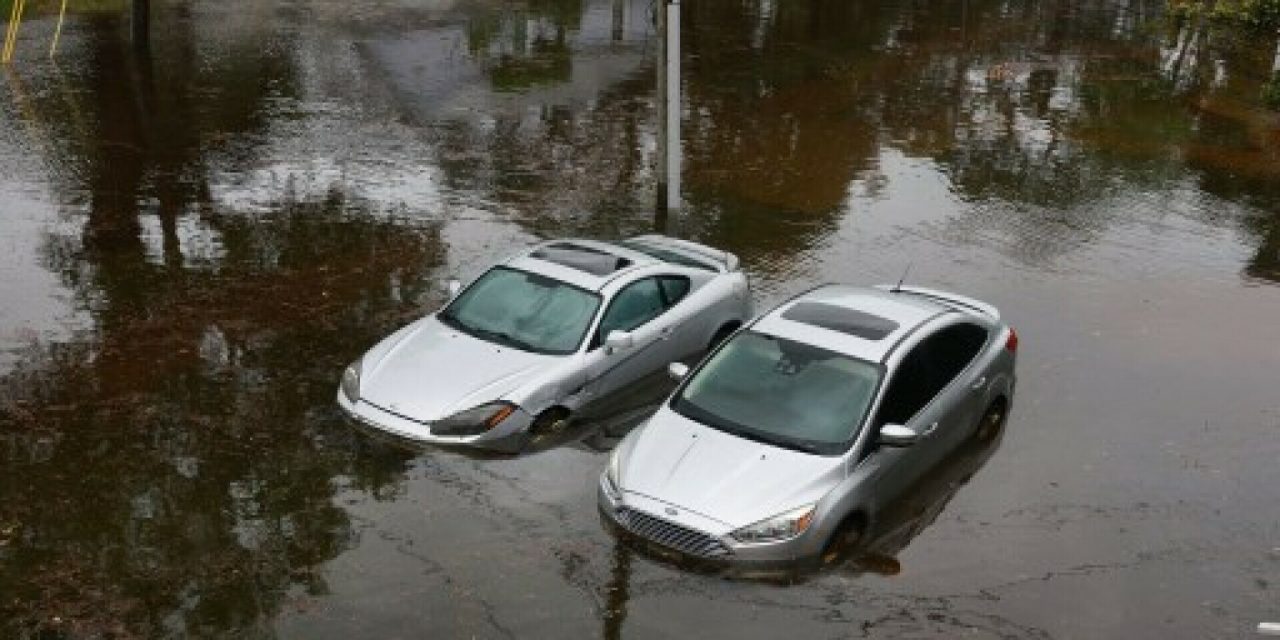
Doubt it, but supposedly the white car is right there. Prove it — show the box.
[338,235,753,452]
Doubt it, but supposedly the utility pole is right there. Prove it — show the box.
[612,0,624,42]
[132,0,149,51]
[1273,29,1279,74]
[655,0,681,218]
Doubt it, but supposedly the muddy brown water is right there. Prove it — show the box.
[1,0,1279,637]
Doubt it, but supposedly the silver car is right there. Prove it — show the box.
[338,235,752,452]
[599,284,1017,568]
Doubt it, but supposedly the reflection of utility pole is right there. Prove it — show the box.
[601,542,632,640]
[612,0,624,42]
[1273,30,1280,74]
[655,0,681,219]
[132,0,149,51]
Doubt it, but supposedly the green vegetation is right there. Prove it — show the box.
[1263,72,1280,109]
[1171,0,1280,30]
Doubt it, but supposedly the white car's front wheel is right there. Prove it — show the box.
[527,407,572,448]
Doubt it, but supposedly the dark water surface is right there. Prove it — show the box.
[2,0,1279,637]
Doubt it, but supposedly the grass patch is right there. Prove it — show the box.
[1263,72,1280,109]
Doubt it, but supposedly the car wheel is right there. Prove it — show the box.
[821,518,865,566]
[974,400,1007,442]
[527,407,571,447]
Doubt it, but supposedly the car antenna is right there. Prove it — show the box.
[893,262,912,292]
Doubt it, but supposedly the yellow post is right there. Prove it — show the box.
[3,0,28,64]
[4,0,20,63]
[49,0,68,58]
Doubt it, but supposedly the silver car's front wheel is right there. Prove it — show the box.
[821,516,866,565]
[974,399,1008,442]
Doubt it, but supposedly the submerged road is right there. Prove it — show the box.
[1,0,1279,637]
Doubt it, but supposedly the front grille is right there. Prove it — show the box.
[615,507,731,559]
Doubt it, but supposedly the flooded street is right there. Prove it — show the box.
[2,0,1279,637]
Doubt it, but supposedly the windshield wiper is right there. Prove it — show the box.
[437,309,460,329]
[439,312,544,353]
[785,439,823,454]
[469,326,539,353]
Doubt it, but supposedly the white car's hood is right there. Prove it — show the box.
[620,407,845,529]
[361,316,558,419]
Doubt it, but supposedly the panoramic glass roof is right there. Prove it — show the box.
[780,302,900,341]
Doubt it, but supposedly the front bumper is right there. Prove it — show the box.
[597,473,827,571]
[337,391,532,453]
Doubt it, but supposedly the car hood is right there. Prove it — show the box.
[619,407,845,529]
[360,316,558,419]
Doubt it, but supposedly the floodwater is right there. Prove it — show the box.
[1,0,1278,637]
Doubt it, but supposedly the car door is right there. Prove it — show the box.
[925,322,993,449]
[582,276,687,403]
[654,274,702,360]
[861,327,966,505]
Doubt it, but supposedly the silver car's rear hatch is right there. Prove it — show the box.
[622,234,741,273]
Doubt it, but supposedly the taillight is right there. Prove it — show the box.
[1005,327,1019,352]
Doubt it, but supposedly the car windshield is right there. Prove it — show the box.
[438,267,601,355]
[672,331,882,455]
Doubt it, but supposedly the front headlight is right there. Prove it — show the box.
[341,360,362,403]
[731,504,816,544]
[431,401,517,437]
[605,447,623,494]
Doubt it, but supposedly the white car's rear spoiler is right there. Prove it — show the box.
[627,234,741,272]
[874,284,1001,320]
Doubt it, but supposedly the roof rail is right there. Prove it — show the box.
[874,284,1001,320]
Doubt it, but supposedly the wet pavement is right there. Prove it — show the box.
[2,0,1279,637]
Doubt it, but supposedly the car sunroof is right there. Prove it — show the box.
[781,302,899,340]
[530,243,632,276]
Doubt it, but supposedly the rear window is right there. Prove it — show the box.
[616,241,716,271]
[781,302,899,341]
[531,243,632,276]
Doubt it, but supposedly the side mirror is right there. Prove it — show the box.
[604,330,634,353]
[667,362,689,381]
[445,279,462,298]
[878,424,917,447]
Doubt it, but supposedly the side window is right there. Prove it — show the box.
[596,278,666,345]
[657,276,691,307]
[930,323,988,381]
[875,347,934,428]
[874,323,989,427]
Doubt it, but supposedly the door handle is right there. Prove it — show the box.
[659,327,673,340]
[970,376,987,392]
